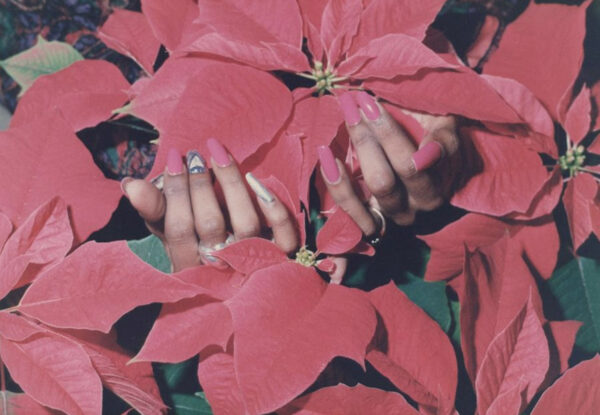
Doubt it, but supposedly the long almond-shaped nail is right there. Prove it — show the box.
[338,92,361,126]
[207,138,231,167]
[166,148,184,175]
[120,177,133,197]
[412,142,443,171]
[318,146,341,183]
[187,150,207,174]
[356,91,380,121]
[245,172,275,203]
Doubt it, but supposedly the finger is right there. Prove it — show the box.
[186,150,228,248]
[328,256,348,285]
[355,92,442,211]
[121,177,166,236]
[318,145,378,236]
[338,92,407,218]
[163,148,200,272]
[207,138,261,241]
[245,173,298,254]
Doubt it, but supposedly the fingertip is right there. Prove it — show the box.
[125,179,166,223]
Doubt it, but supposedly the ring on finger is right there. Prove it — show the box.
[199,233,235,265]
[368,207,387,246]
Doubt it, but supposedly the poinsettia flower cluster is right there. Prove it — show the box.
[0,0,599,413]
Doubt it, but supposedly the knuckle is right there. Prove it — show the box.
[196,215,225,239]
[278,239,299,255]
[165,222,196,244]
[368,173,397,198]
[235,222,261,239]
[163,182,189,198]
[189,176,213,190]
[392,210,416,226]
[269,210,292,228]
[352,129,376,147]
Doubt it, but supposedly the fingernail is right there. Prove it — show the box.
[150,174,164,190]
[412,142,443,172]
[338,92,361,126]
[166,148,184,175]
[207,138,231,167]
[245,172,274,203]
[356,91,380,121]
[318,146,341,184]
[120,177,133,197]
[187,150,207,174]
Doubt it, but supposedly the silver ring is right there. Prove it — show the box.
[368,207,386,246]
[199,233,235,264]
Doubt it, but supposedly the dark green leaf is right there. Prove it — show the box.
[171,393,213,415]
[128,234,171,273]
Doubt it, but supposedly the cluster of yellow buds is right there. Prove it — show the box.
[559,145,586,177]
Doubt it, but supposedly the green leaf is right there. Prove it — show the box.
[157,359,198,391]
[548,256,600,356]
[128,234,171,273]
[397,273,452,332]
[449,300,461,346]
[171,393,213,415]
[0,36,83,93]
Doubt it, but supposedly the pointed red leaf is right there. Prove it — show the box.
[135,296,232,363]
[197,352,247,415]
[0,113,121,243]
[475,297,549,415]
[297,0,325,61]
[365,69,522,124]
[18,241,203,332]
[507,167,563,221]
[466,15,500,67]
[0,312,41,342]
[0,197,72,299]
[338,34,455,80]
[279,384,420,415]
[350,0,445,53]
[140,0,198,51]
[531,355,600,415]
[173,266,244,301]
[0,392,57,414]
[11,60,129,132]
[450,128,554,218]
[98,9,161,75]
[212,238,288,275]
[564,87,592,144]
[483,1,591,120]
[563,173,600,251]
[320,0,362,65]
[0,212,12,251]
[1,330,102,415]
[226,262,376,414]
[366,282,457,414]
[544,321,582,387]
[316,208,363,255]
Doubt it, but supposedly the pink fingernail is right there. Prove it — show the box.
[412,142,443,171]
[166,148,184,175]
[120,177,133,197]
[338,93,361,126]
[207,138,231,167]
[318,146,341,183]
[356,91,380,121]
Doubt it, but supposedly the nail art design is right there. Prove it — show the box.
[150,174,164,190]
[245,172,275,203]
[318,146,341,183]
[338,92,361,126]
[187,151,207,174]
[207,137,231,167]
[166,148,184,175]
[412,142,444,172]
[356,91,380,121]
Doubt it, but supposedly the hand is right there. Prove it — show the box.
[121,138,299,272]
[319,91,462,237]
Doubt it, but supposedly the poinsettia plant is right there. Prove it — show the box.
[0,0,600,414]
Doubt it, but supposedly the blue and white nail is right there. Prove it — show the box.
[245,172,274,203]
[187,150,207,174]
[150,174,164,190]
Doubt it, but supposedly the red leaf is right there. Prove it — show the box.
[0,211,12,251]
[466,16,500,67]
[0,312,41,341]
[316,208,363,255]
[367,282,457,414]
[1,330,102,415]
[226,262,376,414]
[531,355,600,415]
[564,87,592,144]
[0,392,57,414]
[0,197,72,299]
[450,128,554,218]
[18,241,203,332]
[98,9,161,75]
[320,0,362,65]
[563,173,600,251]
[483,1,591,120]
[213,238,288,275]
[338,34,456,80]
[140,0,198,51]
[475,296,549,415]
[366,69,522,124]
[0,112,121,243]
[197,352,247,415]
[296,0,326,61]
[11,60,129,132]
[420,213,560,282]
[173,266,244,301]
[544,321,582,387]
[507,167,563,221]
[350,0,445,53]
[135,296,232,363]
[279,384,420,415]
